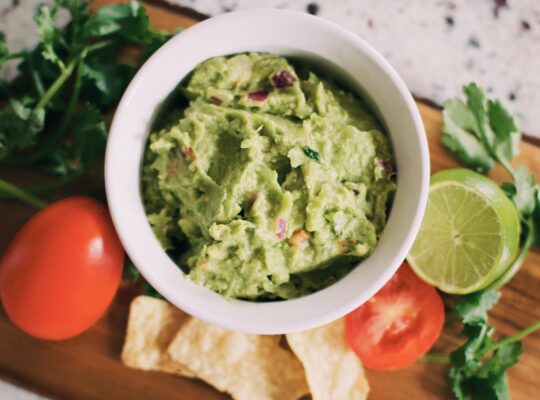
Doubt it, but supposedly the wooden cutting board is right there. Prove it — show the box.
[0,1,539,399]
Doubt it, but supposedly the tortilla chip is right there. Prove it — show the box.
[167,318,309,400]
[286,319,369,400]
[121,295,193,376]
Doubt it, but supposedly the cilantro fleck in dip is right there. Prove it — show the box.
[141,53,396,299]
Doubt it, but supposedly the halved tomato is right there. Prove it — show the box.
[345,262,444,370]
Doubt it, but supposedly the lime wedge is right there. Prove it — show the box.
[408,169,520,294]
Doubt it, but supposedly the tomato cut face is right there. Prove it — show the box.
[345,263,444,370]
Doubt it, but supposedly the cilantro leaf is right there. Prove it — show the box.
[0,100,45,159]
[476,341,522,378]
[454,289,500,325]
[57,0,89,16]
[45,148,71,176]
[465,83,520,164]
[34,5,65,71]
[83,1,151,42]
[511,165,537,218]
[462,83,491,144]
[143,282,163,298]
[141,30,176,61]
[442,83,520,171]
[123,258,162,298]
[81,61,136,108]
[0,34,8,96]
[449,367,468,400]
[4,46,58,102]
[469,373,511,400]
[500,181,516,198]
[303,146,321,162]
[450,323,487,369]
[0,33,8,70]
[487,100,519,162]
[43,103,107,176]
[73,103,108,169]
[441,98,494,172]
[123,258,140,282]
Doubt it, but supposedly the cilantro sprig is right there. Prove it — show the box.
[426,291,540,400]
[442,83,540,286]
[426,84,540,399]
[0,0,173,205]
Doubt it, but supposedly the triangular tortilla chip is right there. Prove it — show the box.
[121,295,193,376]
[286,319,369,400]
[167,318,309,400]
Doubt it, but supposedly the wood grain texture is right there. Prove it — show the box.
[0,1,539,399]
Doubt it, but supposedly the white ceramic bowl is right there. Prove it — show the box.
[105,9,429,334]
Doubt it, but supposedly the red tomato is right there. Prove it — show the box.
[345,262,444,370]
[0,197,124,340]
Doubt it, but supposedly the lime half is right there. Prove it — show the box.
[408,169,520,294]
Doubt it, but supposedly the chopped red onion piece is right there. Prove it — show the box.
[378,159,394,174]
[248,91,269,101]
[276,218,287,240]
[210,96,223,105]
[271,70,297,88]
[182,146,196,161]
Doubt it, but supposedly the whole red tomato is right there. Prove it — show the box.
[0,197,124,340]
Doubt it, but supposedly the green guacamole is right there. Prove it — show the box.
[141,53,396,299]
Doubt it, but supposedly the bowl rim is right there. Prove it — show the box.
[105,8,430,334]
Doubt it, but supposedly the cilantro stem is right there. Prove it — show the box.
[484,320,540,354]
[87,39,120,54]
[0,179,48,209]
[499,158,516,181]
[422,353,450,363]
[0,172,83,200]
[65,57,84,121]
[4,58,84,166]
[26,53,45,97]
[6,52,26,60]
[36,55,79,110]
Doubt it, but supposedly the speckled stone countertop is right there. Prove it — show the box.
[165,0,540,138]
[1,0,539,137]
